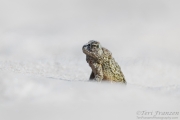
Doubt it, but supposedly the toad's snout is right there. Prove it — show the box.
[83,45,87,48]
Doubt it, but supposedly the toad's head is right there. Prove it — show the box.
[82,40,103,59]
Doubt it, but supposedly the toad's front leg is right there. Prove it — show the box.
[93,63,103,82]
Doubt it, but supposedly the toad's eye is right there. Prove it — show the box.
[91,44,98,48]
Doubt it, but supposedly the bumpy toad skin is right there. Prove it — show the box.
[82,40,126,84]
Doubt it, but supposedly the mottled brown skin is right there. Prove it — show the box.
[82,40,126,84]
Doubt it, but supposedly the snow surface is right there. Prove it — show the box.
[0,0,180,120]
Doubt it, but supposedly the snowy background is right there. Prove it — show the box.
[0,0,180,120]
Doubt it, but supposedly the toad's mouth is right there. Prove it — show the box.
[82,44,92,55]
[82,44,101,59]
